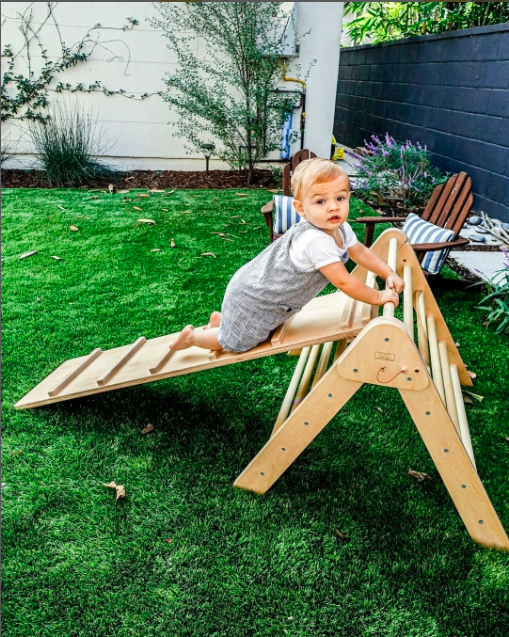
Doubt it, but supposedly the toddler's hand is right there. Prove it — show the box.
[386,273,405,294]
[378,289,400,308]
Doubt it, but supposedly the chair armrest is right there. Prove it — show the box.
[261,200,275,214]
[411,237,470,251]
[353,216,407,224]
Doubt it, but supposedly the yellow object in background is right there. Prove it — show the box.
[331,136,344,160]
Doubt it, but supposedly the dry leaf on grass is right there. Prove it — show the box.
[135,219,156,228]
[165,539,173,543]
[455,342,460,347]
[103,481,126,500]
[70,225,78,231]
[467,370,477,380]
[123,197,131,203]
[335,529,350,541]
[241,219,247,224]
[141,423,154,435]
[150,249,160,253]
[171,239,176,248]
[220,237,234,242]
[230,215,241,219]
[201,252,216,258]
[463,395,473,404]
[117,189,129,194]
[133,206,143,211]
[51,255,63,260]
[164,190,175,195]
[10,450,23,456]
[408,469,432,482]
[149,189,166,193]
[235,193,248,197]
[108,184,115,194]
[210,232,226,236]
[57,205,66,210]
[137,194,150,198]
[161,208,169,212]
[179,210,192,214]
[19,251,38,260]
[252,227,262,230]
[88,196,99,200]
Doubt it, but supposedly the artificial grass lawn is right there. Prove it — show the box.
[2,187,509,637]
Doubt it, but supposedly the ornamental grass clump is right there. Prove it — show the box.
[475,248,509,335]
[348,133,447,210]
[28,102,112,187]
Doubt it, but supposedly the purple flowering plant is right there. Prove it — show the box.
[347,133,448,210]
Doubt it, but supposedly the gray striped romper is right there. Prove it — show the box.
[216,220,350,353]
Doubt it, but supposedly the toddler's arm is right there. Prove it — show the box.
[319,260,399,307]
[347,242,405,292]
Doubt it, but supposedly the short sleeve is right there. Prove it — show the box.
[342,221,358,248]
[301,233,348,270]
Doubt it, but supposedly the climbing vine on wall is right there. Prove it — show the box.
[1,3,159,123]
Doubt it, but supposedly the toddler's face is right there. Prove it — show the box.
[292,176,350,235]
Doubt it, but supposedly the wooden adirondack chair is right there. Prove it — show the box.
[355,172,473,267]
[261,149,316,243]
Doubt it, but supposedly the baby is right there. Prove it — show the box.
[170,158,404,354]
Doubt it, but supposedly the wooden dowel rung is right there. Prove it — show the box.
[333,339,347,363]
[271,346,311,436]
[427,315,445,403]
[438,340,460,435]
[450,363,477,471]
[403,264,413,337]
[149,347,175,374]
[383,238,399,318]
[290,343,321,414]
[48,348,102,397]
[271,315,294,346]
[311,341,334,388]
[416,291,430,370]
[97,337,146,386]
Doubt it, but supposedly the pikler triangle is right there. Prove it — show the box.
[15,229,509,551]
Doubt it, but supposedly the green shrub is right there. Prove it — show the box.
[28,102,112,186]
[347,133,448,210]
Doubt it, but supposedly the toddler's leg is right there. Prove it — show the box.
[170,325,222,351]
[203,311,221,330]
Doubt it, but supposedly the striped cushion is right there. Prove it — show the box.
[273,195,300,235]
[402,213,455,275]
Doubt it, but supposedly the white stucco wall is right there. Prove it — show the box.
[1,2,343,171]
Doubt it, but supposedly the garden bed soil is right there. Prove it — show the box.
[0,168,278,190]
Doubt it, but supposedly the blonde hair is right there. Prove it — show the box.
[291,158,349,200]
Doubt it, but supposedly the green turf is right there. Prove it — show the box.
[2,187,508,637]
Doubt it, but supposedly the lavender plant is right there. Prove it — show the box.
[475,248,509,335]
[347,133,448,210]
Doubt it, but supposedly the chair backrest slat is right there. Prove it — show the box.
[422,182,446,221]
[451,192,474,238]
[434,172,469,228]
[444,175,473,235]
[421,172,473,239]
[427,174,458,225]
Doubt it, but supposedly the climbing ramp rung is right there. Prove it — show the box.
[97,337,147,386]
[48,348,103,397]
[150,347,175,375]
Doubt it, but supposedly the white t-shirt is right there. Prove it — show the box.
[288,221,358,272]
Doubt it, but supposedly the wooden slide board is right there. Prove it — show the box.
[15,290,377,410]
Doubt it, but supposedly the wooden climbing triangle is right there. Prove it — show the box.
[15,229,509,551]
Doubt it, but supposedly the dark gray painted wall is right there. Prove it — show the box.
[334,23,509,221]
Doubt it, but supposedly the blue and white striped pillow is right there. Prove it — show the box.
[402,213,455,275]
[273,195,301,235]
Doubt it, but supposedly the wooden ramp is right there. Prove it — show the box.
[15,288,373,410]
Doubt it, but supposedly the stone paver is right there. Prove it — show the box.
[450,250,508,285]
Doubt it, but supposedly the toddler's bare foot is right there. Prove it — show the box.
[203,311,221,330]
[170,325,195,351]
